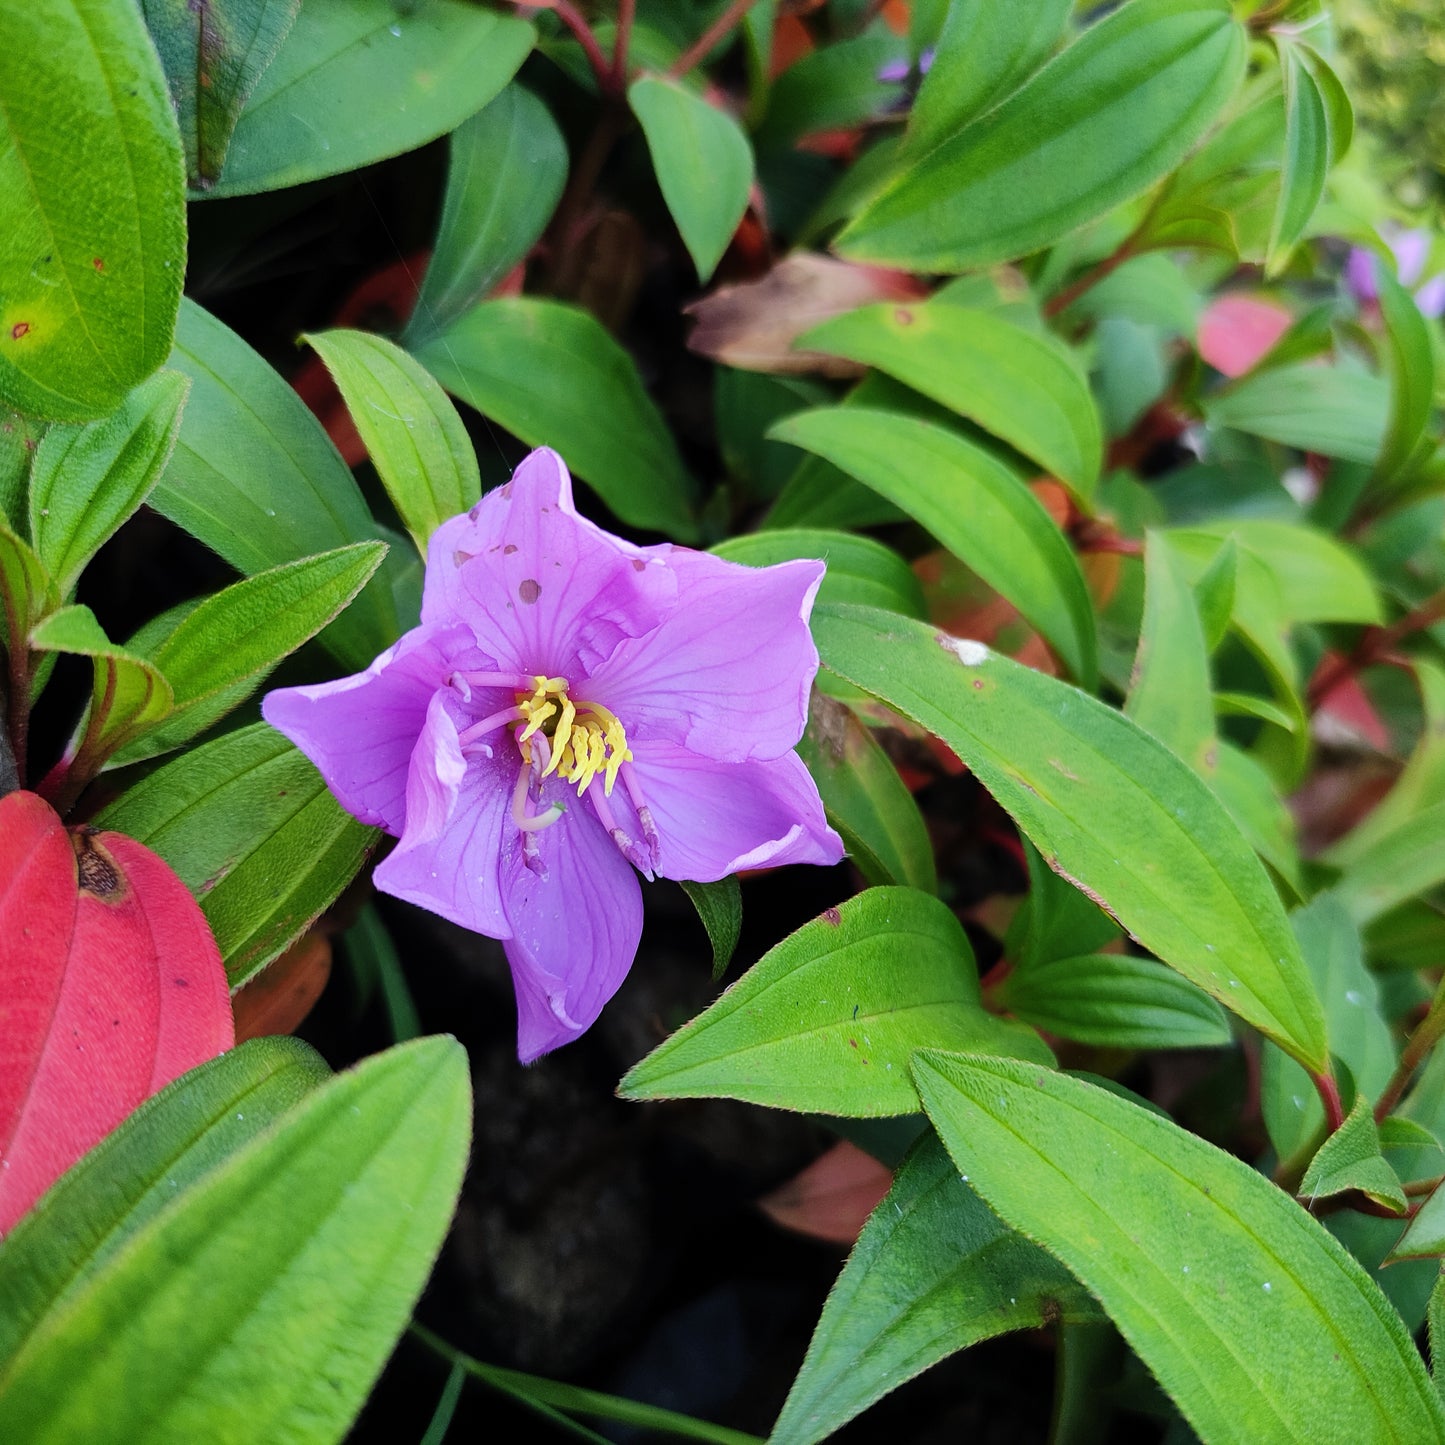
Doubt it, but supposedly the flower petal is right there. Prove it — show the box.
[262,623,486,834]
[499,806,643,1063]
[373,710,515,940]
[620,742,844,882]
[587,553,825,763]
[422,446,676,678]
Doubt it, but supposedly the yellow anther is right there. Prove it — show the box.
[511,677,632,799]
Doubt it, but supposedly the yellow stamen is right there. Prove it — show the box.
[512,678,633,797]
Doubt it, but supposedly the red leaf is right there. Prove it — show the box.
[1197,294,1293,379]
[758,1140,894,1245]
[0,792,234,1234]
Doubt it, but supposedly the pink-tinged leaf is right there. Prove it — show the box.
[1197,294,1293,378]
[0,792,234,1235]
[759,1140,894,1245]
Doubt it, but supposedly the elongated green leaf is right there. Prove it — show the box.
[619,887,1051,1117]
[1125,532,1215,775]
[404,85,567,348]
[1011,837,1121,971]
[906,0,1072,155]
[769,1133,1095,1445]
[1262,894,1393,1164]
[1300,1095,1406,1212]
[0,1036,471,1445]
[304,331,479,553]
[795,695,936,894]
[839,0,1245,271]
[112,543,387,767]
[0,1038,329,1368]
[1335,803,1445,926]
[29,606,173,765]
[140,0,299,187]
[630,77,754,283]
[755,35,903,147]
[773,409,1098,688]
[157,300,397,671]
[0,0,186,421]
[0,410,45,525]
[913,1052,1444,1444]
[0,519,58,665]
[203,0,534,198]
[1373,254,1437,489]
[711,530,924,619]
[414,298,698,538]
[813,604,1327,1069]
[1205,364,1389,464]
[799,303,1102,499]
[1212,740,1303,893]
[28,372,189,595]
[680,877,743,981]
[1389,1184,1445,1264]
[999,954,1232,1050]
[95,723,378,987]
[1267,39,1333,272]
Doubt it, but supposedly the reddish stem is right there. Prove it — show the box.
[1311,1069,1345,1133]
[1043,240,1139,319]
[612,0,636,88]
[669,0,761,79]
[1307,586,1445,710]
[549,0,619,97]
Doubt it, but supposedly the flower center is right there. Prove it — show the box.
[515,675,632,797]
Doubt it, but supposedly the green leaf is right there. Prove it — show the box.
[94,723,378,987]
[630,76,754,283]
[905,0,1072,156]
[111,542,387,767]
[798,303,1102,500]
[0,1038,329,1369]
[0,410,45,526]
[303,331,479,553]
[0,518,58,665]
[1194,535,1238,651]
[1373,253,1437,490]
[157,299,398,671]
[140,0,299,187]
[1205,364,1389,464]
[1262,894,1394,1164]
[27,371,189,595]
[839,0,1245,271]
[1392,1186,1445,1264]
[768,1133,1095,1445]
[1431,1272,1445,1403]
[414,299,698,539]
[755,35,903,147]
[1212,740,1302,894]
[1266,39,1336,273]
[913,1051,1445,1444]
[710,529,925,619]
[202,0,534,198]
[1300,1095,1407,1212]
[795,694,936,894]
[29,605,173,766]
[680,876,743,981]
[1011,836,1121,971]
[0,1036,471,1445]
[344,905,421,1046]
[813,604,1328,1069]
[403,85,568,349]
[0,0,186,421]
[1334,804,1445,927]
[773,409,1099,688]
[619,887,1052,1117]
[999,953,1232,1050]
[1125,532,1215,775]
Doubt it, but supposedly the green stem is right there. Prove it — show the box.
[409,1323,765,1445]
[1376,979,1445,1123]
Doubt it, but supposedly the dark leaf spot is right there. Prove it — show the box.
[92,257,104,271]
[894,307,914,325]
[822,906,841,926]
[10,322,30,340]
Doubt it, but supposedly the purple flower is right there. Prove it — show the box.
[1346,227,1445,319]
[263,448,843,1061]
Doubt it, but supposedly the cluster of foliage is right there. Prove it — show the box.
[4,0,1445,1440]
